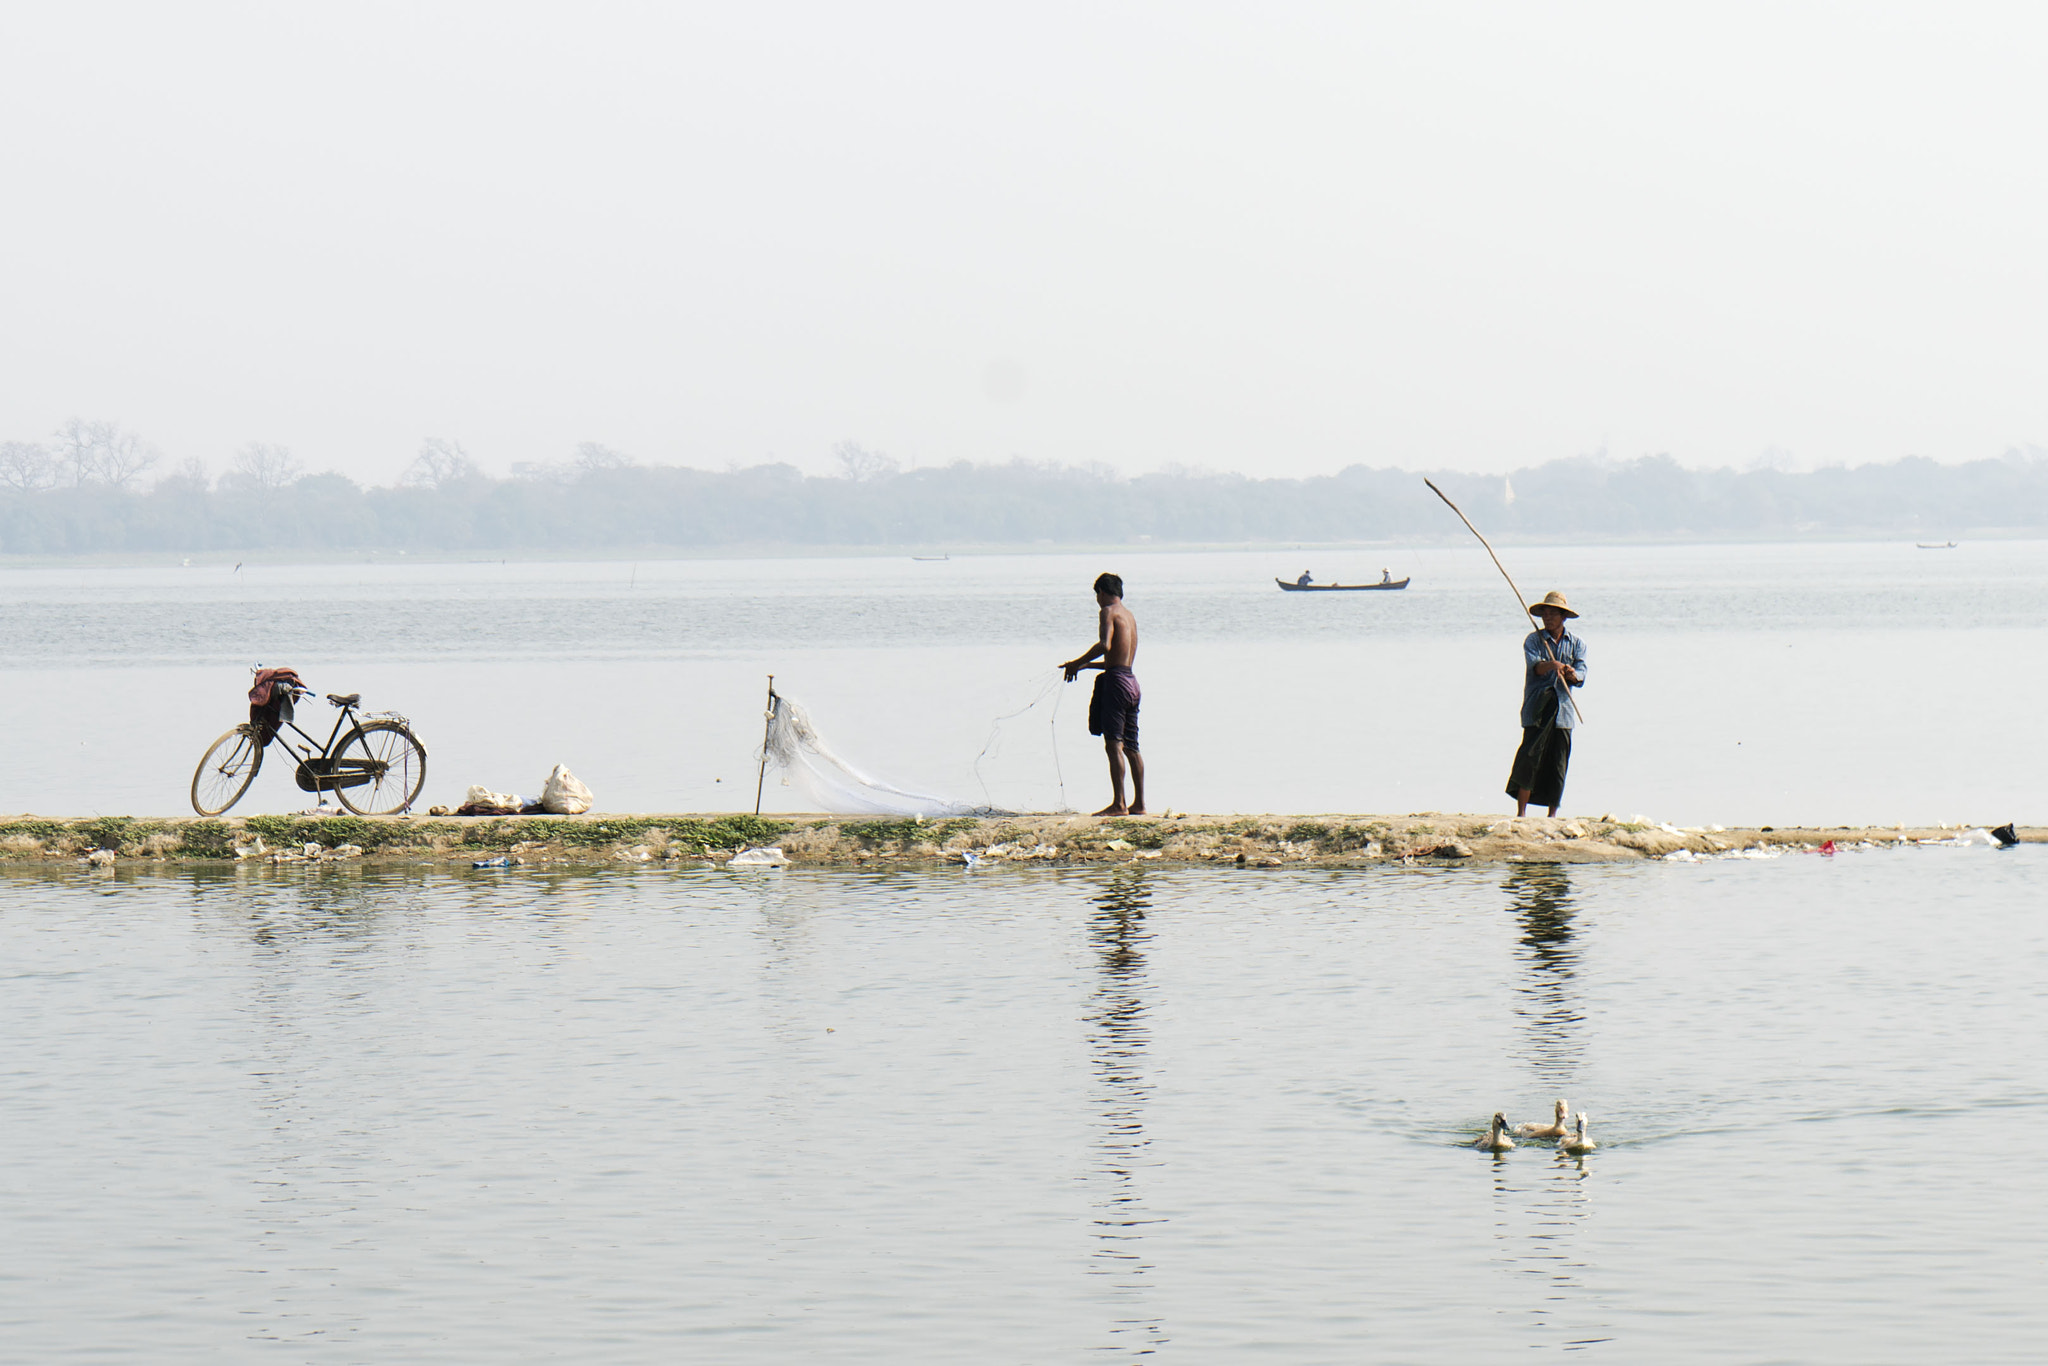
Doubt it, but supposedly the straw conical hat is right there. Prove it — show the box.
[1528,590,1578,619]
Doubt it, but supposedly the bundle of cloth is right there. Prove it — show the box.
[454,786,546,817]
[248,667,305,745]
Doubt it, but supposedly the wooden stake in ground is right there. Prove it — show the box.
[754,674,776,816]
[1423,477,1583,727]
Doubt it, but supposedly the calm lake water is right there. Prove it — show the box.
[2,539,2046,824]
[3,543,2045,1360]
[4,851,2044,1362]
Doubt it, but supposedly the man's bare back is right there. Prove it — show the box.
[1099,599,1137,669]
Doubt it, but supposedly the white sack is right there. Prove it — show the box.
[541,764,595,815]
[464,785,520,808]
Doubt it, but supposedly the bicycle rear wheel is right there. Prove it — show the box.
[191,725,264,815]
[332,722,428,815]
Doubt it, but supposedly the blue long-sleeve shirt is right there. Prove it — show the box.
[1521,628,1587,730]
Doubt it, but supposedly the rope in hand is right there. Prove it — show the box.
[1046,678,1069,813]
[972,668,1072,812]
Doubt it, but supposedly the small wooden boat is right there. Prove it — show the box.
[911,554,951,561]
[1915,541,1957,550]
[1276,576,1409,592]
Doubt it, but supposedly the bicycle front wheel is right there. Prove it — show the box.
[191,725,264,815]
[332,722,428,815]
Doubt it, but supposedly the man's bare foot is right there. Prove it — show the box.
[1093,803,1128,816]
[1127,805,1146,815]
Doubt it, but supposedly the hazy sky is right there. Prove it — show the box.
[4,2,2046,484]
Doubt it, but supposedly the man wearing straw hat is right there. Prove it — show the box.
[1508,591,1587,817]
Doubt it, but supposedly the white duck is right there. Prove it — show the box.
[1516,1098,1570,1140]
[1472,1112,1515,1152]
[1558,1112,1596,1154]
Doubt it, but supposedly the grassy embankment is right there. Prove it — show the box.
[1,812,2030,869]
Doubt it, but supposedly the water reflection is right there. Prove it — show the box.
[1491,865,1611,1348]
[1085,869,1167,1356]
[1503,864,1583,1086]
[1488,1150,1610,1349]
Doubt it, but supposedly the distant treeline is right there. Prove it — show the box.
[3,429,2045,553]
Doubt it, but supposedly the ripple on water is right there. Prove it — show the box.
[1,853,2045,1361]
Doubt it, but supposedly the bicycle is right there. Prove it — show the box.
[190,680,429,816]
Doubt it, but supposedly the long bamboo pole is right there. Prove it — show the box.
[754,675,776,816]
[1423,478,1583,726]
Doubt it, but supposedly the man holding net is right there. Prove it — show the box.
[1062,572,1146,816]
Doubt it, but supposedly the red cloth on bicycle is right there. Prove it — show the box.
[248,668,303,707]
[249,667,304,744]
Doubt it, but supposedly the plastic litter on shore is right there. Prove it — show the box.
[974,842,1060,861]
[727,846,789,868]
[1917,828,1998,848]
[1664,845,1785,862]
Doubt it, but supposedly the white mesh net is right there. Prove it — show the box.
[761,692,979,817]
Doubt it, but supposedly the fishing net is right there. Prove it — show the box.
[761,692,980,817]
[760,678,1076,816]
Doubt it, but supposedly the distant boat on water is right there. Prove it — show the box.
[912,554,950,561]
[1916,541,1958,549]
[1276,576,1409,592]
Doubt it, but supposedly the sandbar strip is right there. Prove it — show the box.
[1,813,2032,870]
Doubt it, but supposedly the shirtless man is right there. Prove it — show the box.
[1061,572,1145,816]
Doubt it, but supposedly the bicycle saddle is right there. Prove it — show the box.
[326,692,362,707]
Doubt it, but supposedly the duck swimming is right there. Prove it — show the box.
[1559,1112,1596,1154]
[1516,1098,1570,1140]
[1472,1112,1515,1152]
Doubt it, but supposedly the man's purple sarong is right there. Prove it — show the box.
[1088,665,1141,751]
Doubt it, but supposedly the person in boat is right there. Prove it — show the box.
[1380,568,1392,584]
[1062,572,1146,816]
[1507,590,1587,818]
[1297,571,1313,586]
